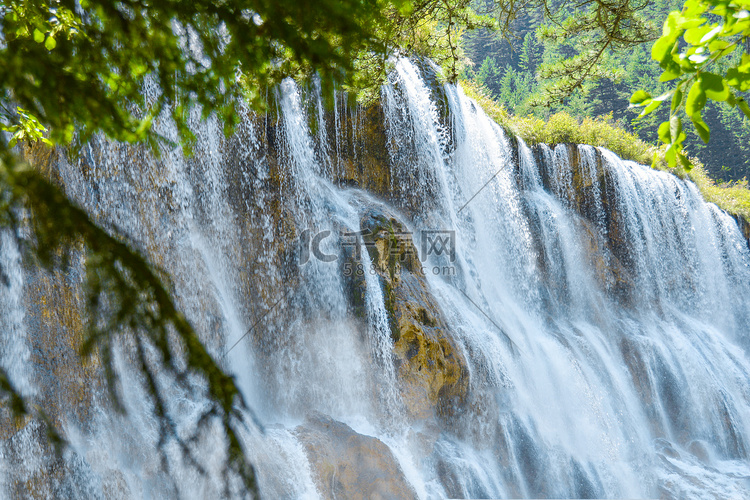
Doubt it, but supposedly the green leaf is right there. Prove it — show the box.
[397,0,414,16]
[684,25,712,44]
[651,151,660,169]
[685,80,706,116]
[630,90,652,105]
[665,144,677,167]
[708,39,731,52]
[652,35,679,64]
[658,121,671,144]
[691,112,710,143]
[726,67,750,91]
[670,115,683,142]
[682,0,706,17]
[678,152,692,170]
[663,12,681,36]
[698,25,723,44]
[671,87,684,111]
[688,52,710,64]
[677,18,705,30]
[659,67,682,82]
[44,36,57,50]
[701,72,730,101]
[717,44,737,58]
[638,99,662,118]
[33,29,46,43]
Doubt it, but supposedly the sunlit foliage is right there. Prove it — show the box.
[630,0,750,169]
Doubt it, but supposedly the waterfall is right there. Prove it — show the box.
[1,59,749,499]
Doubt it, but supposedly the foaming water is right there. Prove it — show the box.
[1,59,749,499]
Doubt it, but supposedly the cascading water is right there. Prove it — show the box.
[1,59,749,499]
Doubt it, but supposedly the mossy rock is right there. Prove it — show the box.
[733,214,750,250]
[576,215,635,305]
[354,208,469,420]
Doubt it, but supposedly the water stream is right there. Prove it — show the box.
[1,59,749,499]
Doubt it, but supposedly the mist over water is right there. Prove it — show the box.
[2,59,750,499]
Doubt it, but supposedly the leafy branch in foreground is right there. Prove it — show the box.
[345,0,499,103]
[0,106,52,149]
[630,0,750,169]
[0,0,406,151]
[0,151,259,498]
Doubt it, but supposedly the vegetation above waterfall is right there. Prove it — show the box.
[461,80,659,165]
[462,79,750,220]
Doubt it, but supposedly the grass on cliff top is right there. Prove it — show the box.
[688,169,750,220]
[460,80,750,222]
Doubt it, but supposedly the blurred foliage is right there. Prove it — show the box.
[0,148,260,496]
[0,107,53,149]
[0,0,498,145]
[0,0,394,150]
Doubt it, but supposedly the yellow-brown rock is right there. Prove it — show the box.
[294,414,418,500]
[358,209,469,420]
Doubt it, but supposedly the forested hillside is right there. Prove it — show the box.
[462,0,750,182]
